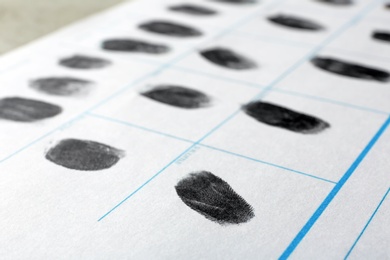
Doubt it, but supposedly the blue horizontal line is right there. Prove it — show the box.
[232,31,315,49]
[169,65,266,89]
[87,113,195,144]
[273,89,389,115]
[88,112,337,185]
[199,144,337,184]
[0,116,84,163]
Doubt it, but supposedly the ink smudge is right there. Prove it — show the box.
[267,14,324,31]
[209,0,257,4]
[169,4,217,16]
[311,57,390,82]
[372,31,390,43]
[200,47,257,70]
[29,77,93,96]
[102,39,169,54]
[45,139,125,171]
[141,85,211,109]
[59,55,111,69]
[315,0,353,5]
[0,97,62,122]
[175,171,255,225]
[138,20,202,37]
[242,101,330,134]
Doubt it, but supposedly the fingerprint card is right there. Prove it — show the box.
[0,0,389,259]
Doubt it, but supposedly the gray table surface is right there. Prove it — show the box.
[0,0,125,55]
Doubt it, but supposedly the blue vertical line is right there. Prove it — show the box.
[279,115,390,260]
[97,143,199,221]
[344,187,390,259]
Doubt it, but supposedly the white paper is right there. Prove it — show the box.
[0,0,389,259]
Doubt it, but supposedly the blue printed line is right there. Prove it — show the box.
[199,144,337,185]
[272,89,390,115]
[279,115,390,260]
[326,47,390,64]
[168,65,267,90]
[232,31,315,50]
[344,187,390,259]
[0,116,84,163]
[88,112,336,185]
[97,142,199,221]
[87,113,195,144]
[0,58,31,75]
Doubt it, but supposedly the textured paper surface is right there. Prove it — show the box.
[0,0,389,259]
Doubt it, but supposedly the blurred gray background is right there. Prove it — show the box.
[0,0,125,54]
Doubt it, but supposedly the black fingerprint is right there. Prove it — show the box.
[59,55,111,69]
[200,47,257,70]
[169,4,217,16]
[0,97,62,122]
[102,39,170,54]
[372,31,390,43]
[242,101,330,134]
[45,139,125,171]
[209,0,257,4]
[267,14,324,31]
[175,171,255,225]
[315,0,353,5]
[29,77,93,96]
[141,85,211,109]
[138,20,202,37]
[311,57,390,83]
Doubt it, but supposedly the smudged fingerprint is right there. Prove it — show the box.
[169,4,217,16]
[141,85,211,109]
[210,0,257,4]
[311,57,390,83]
[372,31,390,43]
[242,101,330,134]
[200,47,257,70]
[175,171,255,225]
[138,20,202,37]
[45,139,125,171]
[315,0,353,5]
[30,77,94,96]
[59,55,111,69]
[0,97,62,122]
[102,39,170,54]
[267,14,324,31]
